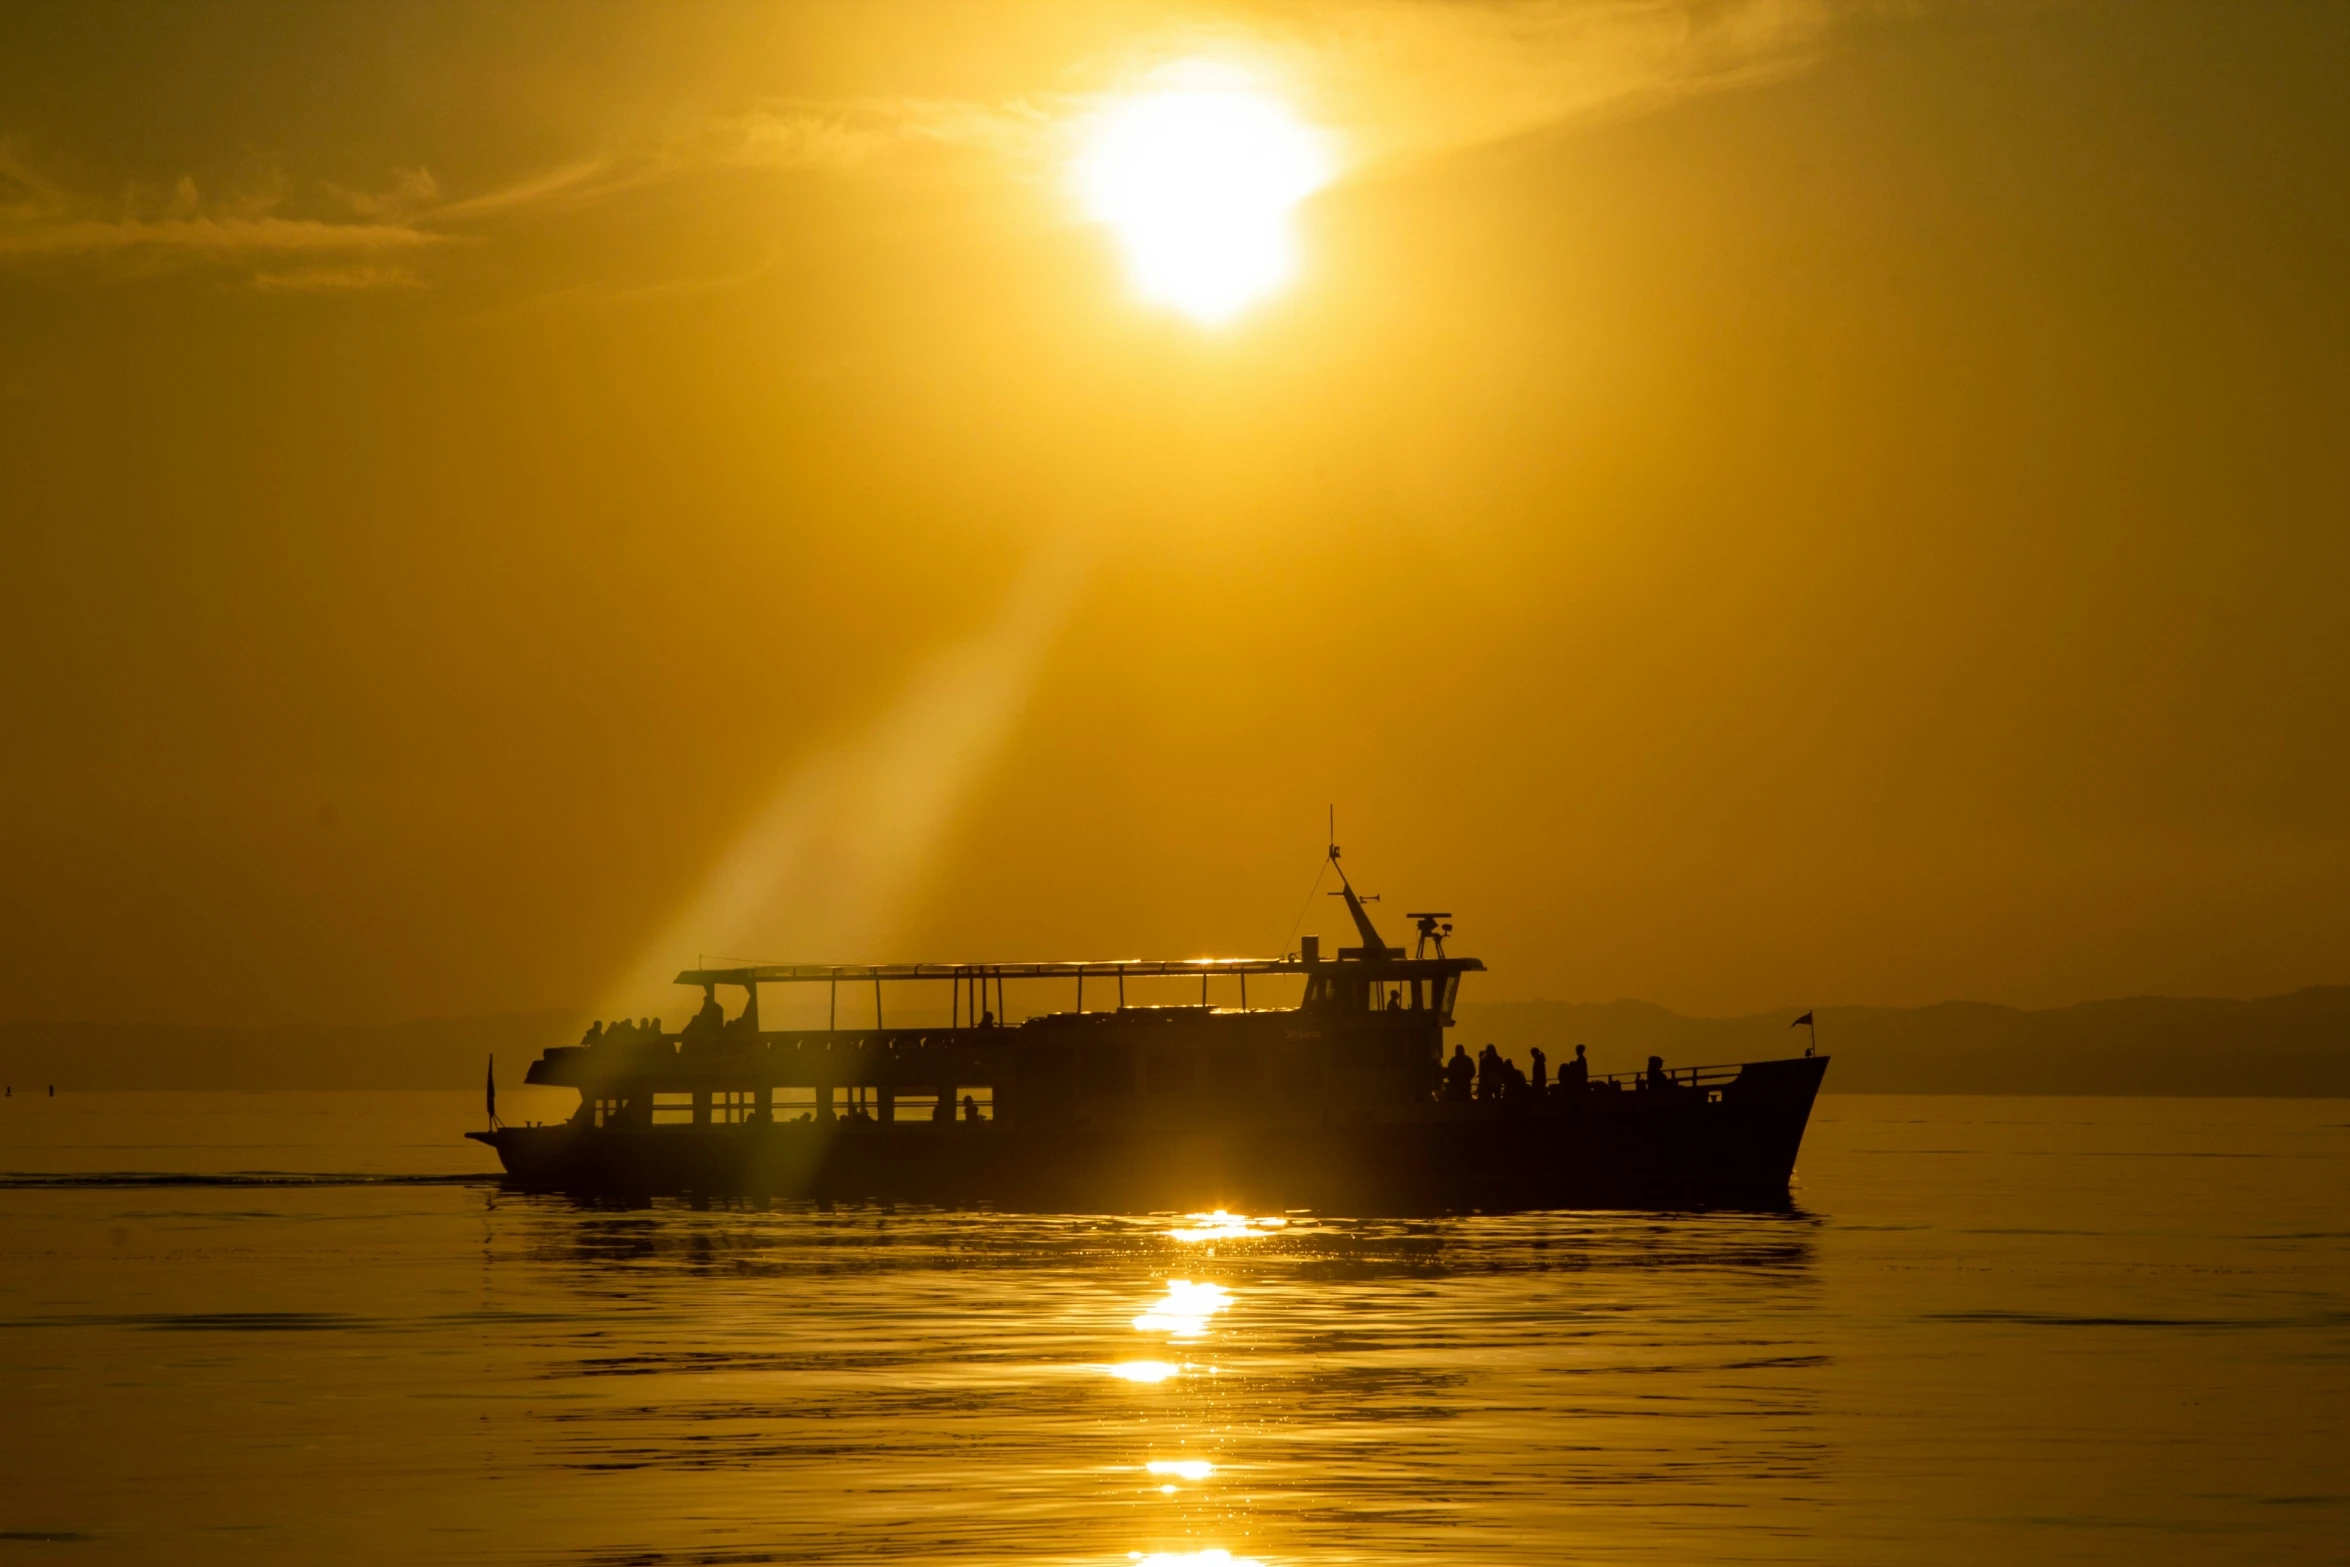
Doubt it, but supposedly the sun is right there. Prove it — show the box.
[1075,69,1334,325]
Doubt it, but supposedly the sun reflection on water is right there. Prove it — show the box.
[1167,1210,1288,1243]
[1132,1280,1232,1338]
[1128,1554,1261,1567]
[1145,1459,1215,1481]
[1105,1360,1183,1383]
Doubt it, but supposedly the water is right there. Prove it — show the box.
[1,1092,2343,1564]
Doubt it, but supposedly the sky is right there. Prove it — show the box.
[2,0,2347,1027]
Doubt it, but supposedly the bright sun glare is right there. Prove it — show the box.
[1132,1279,1232,1338]
[1076,69,1333,325]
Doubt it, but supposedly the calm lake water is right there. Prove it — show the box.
[0,1092,2343,1564]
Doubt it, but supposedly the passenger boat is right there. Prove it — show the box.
[471,848,1828,1210]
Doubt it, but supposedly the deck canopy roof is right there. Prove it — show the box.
[676,954,1484,988]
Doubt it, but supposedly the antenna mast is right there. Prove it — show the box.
[1325,807,1398,956]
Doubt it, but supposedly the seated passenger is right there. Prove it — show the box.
[1646,1055,1673,1092]
[1386,989,1402,1012]
[962,1093,982,1123]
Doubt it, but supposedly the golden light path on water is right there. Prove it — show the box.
[1147,1459,1216,1482]
[1166,1208,1290,1243]
[1100,1215,1290,1544]
[1131,1278,1233,1337]
[6,1099,2345,1562]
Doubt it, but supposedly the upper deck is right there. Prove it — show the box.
[524,843,1485,1119]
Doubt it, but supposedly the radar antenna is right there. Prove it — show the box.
[1407,912,1454,960]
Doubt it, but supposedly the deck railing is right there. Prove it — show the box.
[1583,1061,1749,1092]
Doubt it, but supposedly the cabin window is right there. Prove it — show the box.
[651,1092,695,1126]
[714,1090,757,1125]
[591,1097,625,1128]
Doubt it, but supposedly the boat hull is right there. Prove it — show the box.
[470,1054,1828,1211]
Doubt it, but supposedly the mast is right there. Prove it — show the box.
[1326,835,1402,958]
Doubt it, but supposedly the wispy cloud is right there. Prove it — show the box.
[1280,0,1834,168]
[692,0,1832,189]
[0,214,442,259]
[0,1,1834,291]
[0,142,442,284]
[251,261,429,293]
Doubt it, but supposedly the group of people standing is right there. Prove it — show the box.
[1440,1041,1594,1103]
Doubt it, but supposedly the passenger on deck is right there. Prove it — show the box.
[1386,989,1402,1011]
[1646,1055,1672,1092]
[1530,1046,1548,1094]
[979,1010,996,1028]
[1500,1056,1528,1101]
[685,991,726,1037]
[582,1021,604,1046]
[1561,1044,1590,1094]
[1443,1045,1475,1102]
[1476,1043,1502,1101]
[962,1093,982,1123]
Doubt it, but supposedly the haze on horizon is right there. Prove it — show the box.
[2,0,2346,1029]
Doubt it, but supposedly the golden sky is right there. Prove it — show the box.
[3,0,2347,1025]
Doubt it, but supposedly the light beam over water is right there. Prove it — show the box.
[600,541,1088,1019]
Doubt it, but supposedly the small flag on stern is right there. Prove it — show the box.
[486,1054,497,1127]
[1790,1012,1813,1028]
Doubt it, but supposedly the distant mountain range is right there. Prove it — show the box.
[2,989,2347,1095]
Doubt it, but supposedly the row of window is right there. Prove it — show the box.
[595,1089,996,1126]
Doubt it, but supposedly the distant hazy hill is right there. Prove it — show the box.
[1456,989,2350,1096]
[5,990,2348,1095]
[0,1011,588,1091]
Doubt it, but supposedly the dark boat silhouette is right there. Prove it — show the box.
[472,845,1827,1209]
